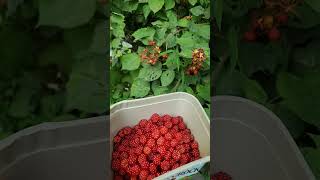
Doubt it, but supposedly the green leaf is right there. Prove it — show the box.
[227,27,239,70]
[188,0,198,6]
[243,79,267,105]
[292,40,320,68]
[143,4,151,18]
[196,84,210,102]
[164,52,180,70]
[178,18,190,27]
[38,43,74,73]
[40,93,65,119]
[152,80,169,95]
[131,79,150,98]
[161,70,175,86]
[190,6,204,16]
[177,32,195,49]
[305,0,320,13]
[288,3,320,29]
[38,0,96,28]
[277,72,320,127]
[148,0,164,13]
[310,134,320,148]
[132,27,156,42]
[214,0,223,30]
[165,0,175,10]
[192,24,210,40]
[66,53,107,113]
[166,10,178,28]
[138,63,163,81]
[120,53,141,71]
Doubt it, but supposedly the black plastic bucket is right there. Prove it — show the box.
[212,96,315,180]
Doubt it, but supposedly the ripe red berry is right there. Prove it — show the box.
[276,13,288,24]
[192,149,200,159]
[153,155,162,165]
[162,114,172,121]
[128,165,141,176]
[172,117,180,125]
[113,135,122,144]
[151,113,161,123]
[128,154,137,165]
[170,139,178,147]
[143,146,152,155]
[138,154,147,164]
[160,126,168,134]
[172,163,180,170]
[140,135,147,144]
[147,174,156,180]
[120,152,129,159]
[140,161,150,170]
[174,132,183,141]
[135,146,143,154]
[139,170,149,180]
[178,122,186,130]
[139,119,148,127]
[149,163,157,174]
[164,121,173,129]
[164,132,172,140]
[172,150,181,161]
[151,129,160,139]
[157,136,165,146]
[180,154,190,164]
[121,159,129,169]
[112,151,120,159]
[135,128,143,135]
[146,138,156,148]
[176,145,186,154]
[164,151,171,160]
[157,146,167,156]
[191,141,199,149]
[112,159,121,171]
[114,175,123,180]
[244,31,257,41]
[160,160,170,171]
[212,171,232,180]
[268,27,280,41]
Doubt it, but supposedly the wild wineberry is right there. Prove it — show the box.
[143,146,152,155]
[149,163,157,174]
[139,170,149,180]
[160,160,171,171]
[268,27,280,41]
[172,150,181,161]
[244,31,257,41]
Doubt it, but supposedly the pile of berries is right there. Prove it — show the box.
[139,41,168,65]
[187,48,206,75]
[211,171,232,180]
[244,13,288,42]
[112,113,201,180]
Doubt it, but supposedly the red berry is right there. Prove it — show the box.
[135,129,143,135]
[121,159,129,169]
[112,151,120,159]
[147,174,156,180]
[164,151,171,160]
[157,136,165,146]
[164,132,172,140]
[149,163,157,174]
[164,121,173,129]
[112,159,121,170]
[120,152,129,159]
[192,149,200,159]
[153,155,162,165]
[157,145,166,155]
[123,127,132,135]
[151,129,160,139]
[174,132,183,141]
[172,163,180,170]
[135,146,143,154]
[162,114,172,121]
[176,145,186,154]
[147,138,156,148]
[140,135,147,144]
[139,170,149,180]
[160,126,168,134]
[151,113,161,123]
[139,119,148,127]
[128,165,141,176]
[128,154,137,165]
[113,135,122,144]
[140,161,150,170]
[114,175,123,180]
[244,31,257,41]
[130,137,140,147]
[191,141,199,149]
[178,122,186,130]
[160,160,170,171]
[170,139,178,147]
[212,171,232,180]
[143,146,152,155]
[172,150,181,161]
[180,154,190,164]
[172,117,180,125]
[276,13,288,24]
[138,154,147,164]
[268,27,280,41]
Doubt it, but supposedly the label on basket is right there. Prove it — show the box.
[166,163,205,180]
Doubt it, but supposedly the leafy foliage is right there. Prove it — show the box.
[110,0,210,115]
[0,0,107,139]
[214,0,320,178]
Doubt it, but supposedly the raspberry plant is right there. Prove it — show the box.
[110,0,211,115]
[214,0,320,178]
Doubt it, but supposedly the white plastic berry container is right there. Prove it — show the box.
[110,92,210,179]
